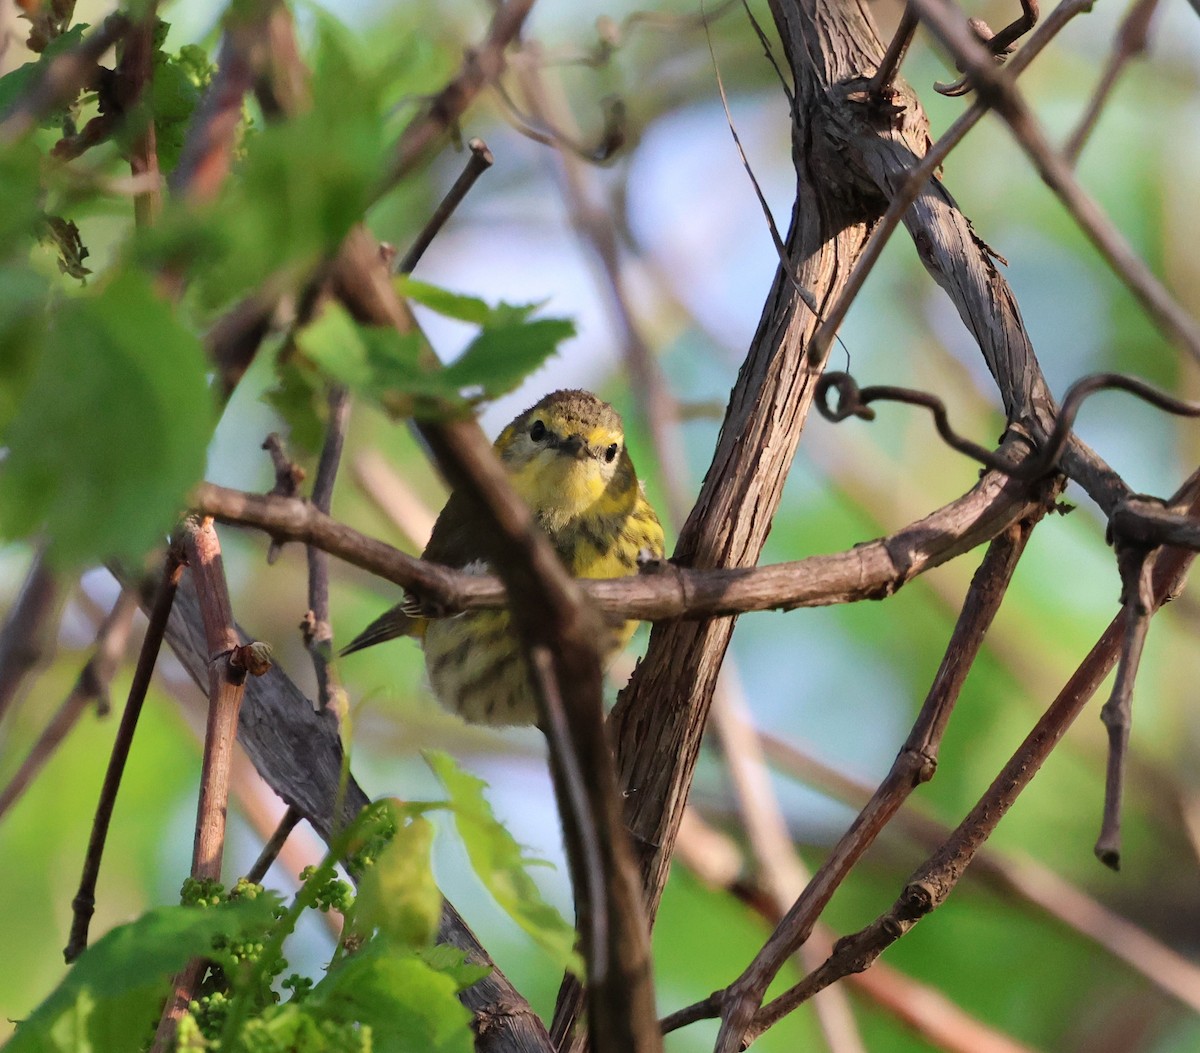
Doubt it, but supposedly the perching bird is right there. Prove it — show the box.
[341,389,666,725]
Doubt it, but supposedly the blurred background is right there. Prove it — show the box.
[2,0,1200,1048]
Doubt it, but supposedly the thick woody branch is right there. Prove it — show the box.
[327,228,661,1051]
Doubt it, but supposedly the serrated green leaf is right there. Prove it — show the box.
[7,899,278,1053]
[296,302,427,393]
[306,945,475,1053]
[351,815,442,948]
[425,750,582,976]
[0,268,215,566]
[444,317,575,398]
[398,277,497,326]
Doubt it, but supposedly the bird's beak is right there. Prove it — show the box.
[556,434,588,459]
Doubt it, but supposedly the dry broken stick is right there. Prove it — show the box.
[150,518,273,1050]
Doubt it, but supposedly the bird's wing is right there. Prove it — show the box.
[341,490,483,657]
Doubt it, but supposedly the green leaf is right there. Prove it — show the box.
[0,264,49,433]
[296,294,573,415]
[350,815,443,947]
[7,899,278,1053]
[398,278,499,326]
[0,140,46,251]
[263,360,326,457]
[150,35,212,174]
[416,944,492,992]
[306,944,476,1053]
[444,317,576,397]
[295,302,426,395]
[173,19,392,312]
[0,25,87,124]
[0,268,215,566]
[426,750,582,976]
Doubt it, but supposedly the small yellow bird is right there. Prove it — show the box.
[342,390,666,725]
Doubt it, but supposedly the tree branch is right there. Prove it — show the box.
[193,454,1049,622]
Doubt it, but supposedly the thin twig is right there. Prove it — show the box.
[866,5,919,101]
[1094,540,1156,868]
[817,369,1200,482]
[672,812,1039,1053]
[252,385,354,883]
[305,385,351,712]
[0,590,138,821]
[759,736,1200,1014]
[1062,0,1161,165]
[65,549,185,962]
[245,806,304,884]
[396,138,495,274]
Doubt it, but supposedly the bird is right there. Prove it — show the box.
[341,389,666,725]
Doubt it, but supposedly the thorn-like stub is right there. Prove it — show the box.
[231,641,274,677]
[899,880,935,919]
[1094,842,1121,871]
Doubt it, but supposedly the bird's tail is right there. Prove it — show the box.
[340,604,423,656]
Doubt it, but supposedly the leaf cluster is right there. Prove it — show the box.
[5,755,576,1053]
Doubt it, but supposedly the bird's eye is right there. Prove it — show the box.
[605,443,619,463]
[530,420,547,442]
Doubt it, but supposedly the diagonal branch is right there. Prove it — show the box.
[732,473,1200,1048]
[710,497,1050,1048]
[907,0,1200,366]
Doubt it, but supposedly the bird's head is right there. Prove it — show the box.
[496,389,636,523]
